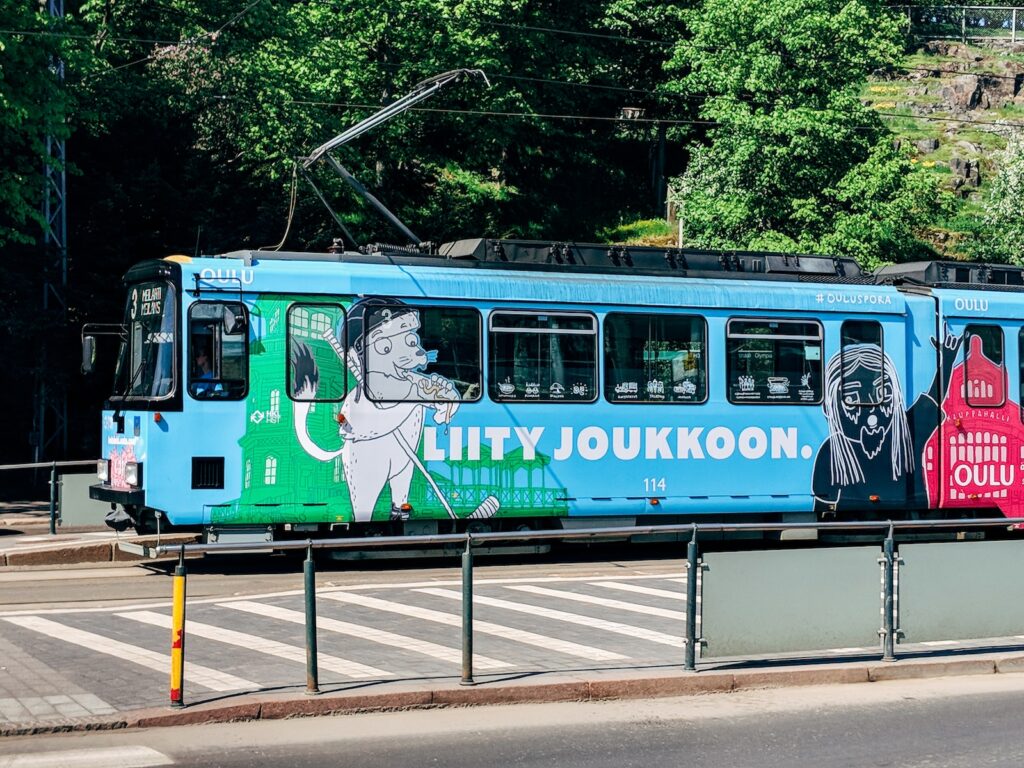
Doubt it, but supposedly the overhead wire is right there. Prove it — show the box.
[7,6,1021,133]
[74,0,266,83]
[7,11,1023,86]
[286,98,1024,133]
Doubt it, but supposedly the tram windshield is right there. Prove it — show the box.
[111,280,177,401]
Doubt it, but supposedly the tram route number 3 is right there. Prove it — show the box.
[643,477,667,493]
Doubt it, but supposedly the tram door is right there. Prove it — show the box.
[927,314,1020,515]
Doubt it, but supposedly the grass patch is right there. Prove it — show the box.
[599,218,677,246]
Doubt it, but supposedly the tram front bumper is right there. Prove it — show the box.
[89,483,146,507]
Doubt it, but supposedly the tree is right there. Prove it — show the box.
[666,0,945,266]
[73,0,691,248]
[976,136,1024,265]
[0,6,81,248]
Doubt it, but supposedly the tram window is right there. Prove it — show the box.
[604,313,707,403]
[361,304,481,403]
[489,311,597,402]
[287,303,346,402]
[726,318,823,405]
[115,281,176,400]
[964,324,1004,407]
[839,321,886,407]
[188,301,248,400]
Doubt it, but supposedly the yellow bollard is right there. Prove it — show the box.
[170,551,187,707]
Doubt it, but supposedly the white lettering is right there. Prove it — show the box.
[423,427,445,461]
[553,427,574,461]
[578,426,609,460]
[676,428,705,459]
[467,427,481,461]
[954,297,989,312]
[514,427,545,461]
[826,292,892,306]
[952,463,1015,488]
[484,427,510,460]
[644,427,673,459]
[612,427,641,460]
[771,428,798,459]
[422,424,806,464]
[953,464,973,487]
[198,267,254,286]
[738,427,768,459]
[449,427,463,461]
[706,427,736,459]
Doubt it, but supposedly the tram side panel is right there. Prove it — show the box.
[104,263,1016,533]
[166,290,927,529]
[925,291,1024,518]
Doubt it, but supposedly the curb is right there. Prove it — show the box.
[0,535,199,568]
[4,653,1023,737]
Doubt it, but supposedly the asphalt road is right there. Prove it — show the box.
[5,674,1024,767]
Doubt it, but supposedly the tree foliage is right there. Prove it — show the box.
[666,0,946,267]
[976,136,1024,265]
[69,0,687,252]
[0,5,83,249]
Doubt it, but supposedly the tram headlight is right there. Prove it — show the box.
[97,459,109,483]
[124,461,141,488]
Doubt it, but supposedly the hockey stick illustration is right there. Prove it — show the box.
[322,327,499,520]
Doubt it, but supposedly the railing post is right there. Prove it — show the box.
[1013,8,1017,43]
[962,6,967,42]
[684,527,700,671]
[170,546,187,707]
[461,534,475,686]
[48,461,57,535]
[881,524,897,663]
[304,542,320,695]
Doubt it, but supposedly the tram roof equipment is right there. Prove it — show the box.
[876,261,1024,290]
[222,238,869,284]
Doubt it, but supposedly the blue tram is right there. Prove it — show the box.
[86,240,1024,542]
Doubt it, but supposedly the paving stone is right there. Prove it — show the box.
[0,570,1021,733]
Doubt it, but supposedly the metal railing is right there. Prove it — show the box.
[0,460,98,534]
[893,5,1024,42]
[153,516,1024,708]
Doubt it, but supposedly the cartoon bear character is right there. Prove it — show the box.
[293,298,498,523]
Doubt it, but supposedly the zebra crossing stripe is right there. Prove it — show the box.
[3,616,253,692]
[117,610,390,680]
[504,585,686,620]
[0,745,172,768]
[417,588,683,648]
[590,581,687,601]
[322,591,625,661]
[221,600,511,670]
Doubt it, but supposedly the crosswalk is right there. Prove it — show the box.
[0,574,693,718]
[3,615,256,691]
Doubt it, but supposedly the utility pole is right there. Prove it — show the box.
[34,0,68,461]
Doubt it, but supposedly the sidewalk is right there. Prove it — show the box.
[2,649,1023,737]
[0,501,195,566]
[0,501,50,528]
